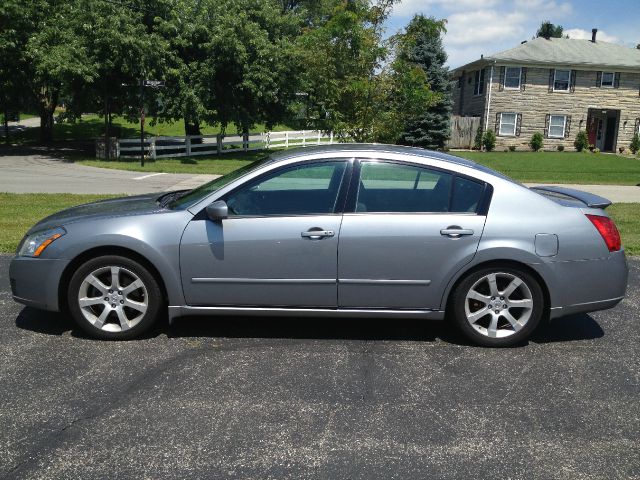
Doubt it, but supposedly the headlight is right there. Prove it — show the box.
[18,227,66,257]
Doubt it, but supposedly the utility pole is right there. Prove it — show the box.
[140,78,145,167]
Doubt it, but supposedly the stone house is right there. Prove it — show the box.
[451,30,640,151]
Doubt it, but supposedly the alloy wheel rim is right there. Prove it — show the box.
[77,266,148,332]
[464,272,533,339]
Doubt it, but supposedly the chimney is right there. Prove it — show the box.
[591,28,598,43]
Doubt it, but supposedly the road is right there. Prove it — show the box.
[0,152,216,194]
[0,255,638,479]
[1,152,640,201]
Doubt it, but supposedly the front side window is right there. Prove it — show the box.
[504,67,522,89]
[601,71,615,87]
[225,161,347,216]
[553,69,571,91]
[355,162,485,214]
[548,115,567,138]
[499,113,517,136]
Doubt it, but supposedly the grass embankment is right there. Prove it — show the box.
[454,151,640,185]
[0,193,117,253]
[0,193,638,255]
[7,114,291,144]
[80,151,266,175]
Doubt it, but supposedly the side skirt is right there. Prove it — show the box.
[168,306,445,323]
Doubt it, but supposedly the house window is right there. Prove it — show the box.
[553,69,571,91]
[504,67,522,89]
[473,69,485,95]
[548,115,567,138]
[499,113,518,136]
[457,76,463,88]
[601,71,615,87]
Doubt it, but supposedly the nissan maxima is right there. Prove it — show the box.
[10,144,628,346]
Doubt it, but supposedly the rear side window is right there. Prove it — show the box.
[451,176,485,212]
[355,161,486,214]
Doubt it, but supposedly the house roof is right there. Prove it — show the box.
[453,37,640,72]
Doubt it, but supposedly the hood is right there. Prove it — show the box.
[28,192,166,234]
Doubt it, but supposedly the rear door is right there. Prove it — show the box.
[337,159,489,310]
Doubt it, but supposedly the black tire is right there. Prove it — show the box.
[451,265,544,347]
[67,255,163,340]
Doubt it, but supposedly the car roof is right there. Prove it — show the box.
[265,143,513,182]
[266,143,475,168]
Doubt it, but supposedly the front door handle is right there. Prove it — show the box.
[440,227,474,238]
[301,229,335,239]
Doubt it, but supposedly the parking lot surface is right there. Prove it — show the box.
[0,255,638,479]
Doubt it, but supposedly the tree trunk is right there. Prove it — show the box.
[38,85,59,143]
[184,116,202,144]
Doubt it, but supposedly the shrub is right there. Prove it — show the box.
[557,145,564,152]
[508,145,516,152]
[630,134,640,154]
[473,127,483,150]
[593,147,600,154]
[529,132,544,151]
[482,130,496,152]
[574,130,589,152]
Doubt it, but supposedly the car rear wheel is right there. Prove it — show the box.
[451,266,544,347]
[67,255,162,340]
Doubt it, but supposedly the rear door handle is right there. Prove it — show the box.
[301,229,335,239]
[440,227,474,238]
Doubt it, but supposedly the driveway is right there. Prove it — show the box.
[0,255,638,479]
[0,153,216,194]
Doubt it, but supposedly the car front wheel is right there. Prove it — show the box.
[451,266,544,347]
[67,255,162,340]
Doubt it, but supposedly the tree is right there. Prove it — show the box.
[397,15,452,149]
[536,21,564,39]
[156,0,300,136]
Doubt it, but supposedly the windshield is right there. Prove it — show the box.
[168,156,271,209]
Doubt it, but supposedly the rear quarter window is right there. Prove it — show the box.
[451,176,485,213]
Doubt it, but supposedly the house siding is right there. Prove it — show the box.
[454,68,488,118]
[485,66,640,151]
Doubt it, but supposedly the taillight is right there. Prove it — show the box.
[586,214,621,252]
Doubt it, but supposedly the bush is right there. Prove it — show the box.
[557,145,564,152]
[482,130,496,152]
[529,132,544,151]
[473,128,483,150]
[574,130,589,152]
[508,145,516,152]
[630,134,640,154]
[593,147,600,154]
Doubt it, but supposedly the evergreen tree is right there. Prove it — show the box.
[398,15,452,149]
[536,21,564,39]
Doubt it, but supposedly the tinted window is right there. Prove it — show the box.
[356,162,452,213]
[451,176,484,213]
[226,161,347,216]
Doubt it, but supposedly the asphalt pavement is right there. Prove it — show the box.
[0,255,638,479]
[0,152,217,194]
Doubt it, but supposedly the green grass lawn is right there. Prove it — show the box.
[454,151,640,185]
[8,113,292,144]
[0,112,37,123]
[80,150,267,175]
[1,193,638,256]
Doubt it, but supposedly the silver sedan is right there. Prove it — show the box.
[10,145,628,346]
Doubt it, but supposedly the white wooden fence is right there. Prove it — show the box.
[114,130,334,160]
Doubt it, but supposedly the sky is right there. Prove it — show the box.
[385,0,640,68]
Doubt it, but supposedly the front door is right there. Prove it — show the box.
[604,115,617,152]
[180,160,350,307]
[338,160,487,310]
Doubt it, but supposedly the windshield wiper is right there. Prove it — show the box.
[157,190,190,208]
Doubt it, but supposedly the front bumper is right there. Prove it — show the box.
[9,256,70,312]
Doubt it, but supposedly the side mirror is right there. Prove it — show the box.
[206,200,228,221]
